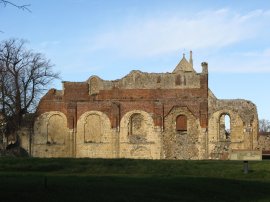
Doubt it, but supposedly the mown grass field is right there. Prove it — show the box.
[0,158,270,202]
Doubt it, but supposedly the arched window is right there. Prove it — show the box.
[84,114,102,143]
[128,113,147,143]
[176,115,187,131]
[219,114,231,140]
[175,75,181,85]
[47,114,66,144]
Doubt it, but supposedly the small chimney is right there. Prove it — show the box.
[201,62,208,74]
[189,50,193,67]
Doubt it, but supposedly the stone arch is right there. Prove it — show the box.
[218,112,231,141]
[77,111,111,144]
[128,113,147,143]
[208,109,244,159]
[47,112,67,145]
[32,111,69,157]
[84,113,102,143]
[119,110,160,159]
[120,110,155,143]
[34,111,67,145]
[76,110,115,158]
[210,109,243,142]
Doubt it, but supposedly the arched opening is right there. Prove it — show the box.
[219,114,231,140]
[47,114,66,145]
[128,113,147,143]
[175,75,181,85]
[84,114,102,143]
[176,115,187,132]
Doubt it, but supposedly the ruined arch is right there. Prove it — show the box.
[218,113,231,141]
[34,111,68,145]
[32,111,68,157]
[47,113,67,144]
[76,110,115,158]
[119,110,160,159]
[208,109,245,159]
[84,113,102,143]
[120,110,155,143]
[210,109,244,142]
[128,113,147,143]
[77,111,111,144]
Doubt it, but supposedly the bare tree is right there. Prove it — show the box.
[0,0,31,12]
[0,38,59,136]
[0,0,31,33]
[259,119,270,133]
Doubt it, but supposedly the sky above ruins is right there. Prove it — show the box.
[1,0,270,121]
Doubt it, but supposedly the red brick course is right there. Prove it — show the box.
[37,74,208,129]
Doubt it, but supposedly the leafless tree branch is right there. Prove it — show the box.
[0,0,31,12]
[259,119,270,133]
[0,38,59,135]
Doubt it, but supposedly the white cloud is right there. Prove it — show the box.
[87,9,270,58]
[39,41,60,49]
[262,48,270,57]
[208,47,270,72]
[235,48,270,57]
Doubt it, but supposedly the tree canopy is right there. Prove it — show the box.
[0,38,59,135]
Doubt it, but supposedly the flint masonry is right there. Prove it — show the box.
[30,52,258,159]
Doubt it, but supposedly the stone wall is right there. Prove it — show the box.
[76,110,116,158]
[32,111,70,157]
[163,106,203,159]
[87,71,201,94]
[257,133,270,151]
[22,53,258,160]
[208,97,258,159]
[119,110,161,159]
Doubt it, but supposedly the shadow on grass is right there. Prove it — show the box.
[0,175,270,202]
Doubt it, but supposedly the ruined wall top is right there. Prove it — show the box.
[42,53,209,99]
[85,52,208,94]
[87,70,202,94]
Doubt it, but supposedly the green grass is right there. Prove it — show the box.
[0,158,270,202]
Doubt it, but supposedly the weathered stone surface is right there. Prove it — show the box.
[257,133,270,151]
[18,53,259,159]
[208,98,258,159]
[32,111,69,157]
[76,110,115,158]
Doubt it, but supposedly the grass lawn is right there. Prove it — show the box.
[0,158,270,202]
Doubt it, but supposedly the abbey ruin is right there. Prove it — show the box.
[21,52,258,159]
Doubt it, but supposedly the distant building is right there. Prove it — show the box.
[26,52,258,159]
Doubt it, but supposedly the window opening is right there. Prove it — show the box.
[176,115,187,131]
[219,114,231,140]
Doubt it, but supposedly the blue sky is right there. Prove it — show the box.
[1,0,270,121]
